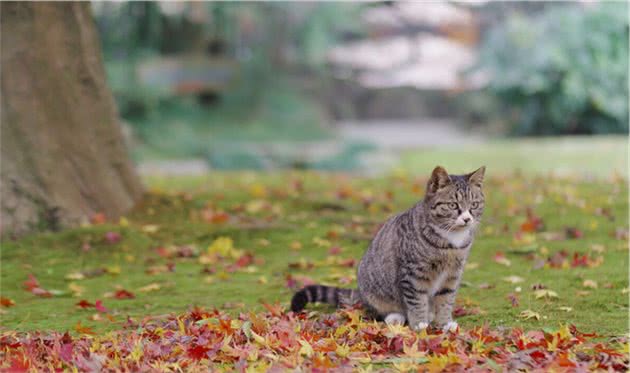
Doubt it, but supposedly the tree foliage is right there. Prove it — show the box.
[476,3,628,135]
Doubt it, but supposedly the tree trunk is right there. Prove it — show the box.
[1,2,144,237]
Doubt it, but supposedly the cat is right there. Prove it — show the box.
[290,165,485,332]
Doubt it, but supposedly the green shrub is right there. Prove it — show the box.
[475,3,628,135]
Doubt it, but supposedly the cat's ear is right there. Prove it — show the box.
[428,166,451,193]
[467,166,486,187]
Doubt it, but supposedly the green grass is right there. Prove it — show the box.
[399,136,627,178]
[1,168,627,337]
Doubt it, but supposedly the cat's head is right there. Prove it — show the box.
[424,166,486,231]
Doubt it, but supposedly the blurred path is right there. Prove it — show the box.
[136,119,483,176]
[338,119,484,149]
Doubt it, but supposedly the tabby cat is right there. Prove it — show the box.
[290,166,485,332]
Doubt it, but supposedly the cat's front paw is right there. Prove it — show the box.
[411,322,429,331]
[442,321,458,333]
[384,313,406,326]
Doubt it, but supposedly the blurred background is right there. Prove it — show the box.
[93,1,628,177]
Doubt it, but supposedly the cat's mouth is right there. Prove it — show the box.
[452,223,472,231]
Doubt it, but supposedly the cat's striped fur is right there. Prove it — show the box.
[290,166,485,331]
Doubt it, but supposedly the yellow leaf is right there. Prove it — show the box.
[257,238,270,247]
[65,272,85,281]
[385,323,408,336]
[465,262,479,270]
[251,331,267,346]
[119,217,129,227]
[534,289,558,299]
[141,224,159,233]
[335,343,350,358]
[547,334,560,352]
[106,265,121,275]
[312,237,331,247]
[392,361,416,372]
[207,236,242,259]
[68,283,85,297]
[557,306,573,312]
[503,276,524,284]
[243,266,258,273]
[130,342,144,362]
[402,341,425,359]
[249,184,267,198]
[590,244,605,253]
[199,254,218,265]
[246,199,266,214]
[217,271,230,281]
[290,241,302,251]
[582,279,598,289]
[257,276,268,285]
[298,339,314,357]
[558,324,571,340]
[519,309,541,320]
[138,283,161,292]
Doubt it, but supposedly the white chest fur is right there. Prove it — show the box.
[435,226,472,248]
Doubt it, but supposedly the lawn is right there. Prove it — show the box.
[1,148,628,370]
[399,136,628,178]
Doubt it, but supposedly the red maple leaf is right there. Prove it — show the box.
[23,274,39,291]
[187,345,210,360]
[75,300,94,309]
[7,353,30,373]
[95,300,108,313]
[235,253,254,268]
[114,289,135,299]
[1,296,15,307]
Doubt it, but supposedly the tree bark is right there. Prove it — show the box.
[1,2,144,237]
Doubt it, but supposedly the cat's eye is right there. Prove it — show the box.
[471,202,480,209]
[448,202,458,209]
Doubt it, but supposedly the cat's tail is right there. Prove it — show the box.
[290,285,358,312]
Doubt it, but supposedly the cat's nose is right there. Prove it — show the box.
[462,216,471,224]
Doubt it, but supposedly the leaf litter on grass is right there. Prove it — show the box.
[1,171,628,370]
[1,307,627,371]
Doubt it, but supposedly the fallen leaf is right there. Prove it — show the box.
[138,283,161,293]
[76,300,94,309]
[106,265,121,275]
[95,300,108,313]
[493,252,511,266]
[68,283,85,297]
[503,276,524,284]
[465,262,479,270]
[1,297,15,307]
[74,321,95,335]
[65,272,85,281]
[582,280,598,289]
[519,309,541,320]
[114,289,135,299]
[534,289,558,299]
